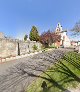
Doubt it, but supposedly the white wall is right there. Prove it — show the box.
[61,32,71,47]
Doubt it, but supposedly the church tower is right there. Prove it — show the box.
[55,23,71,47]
[55,23,63,34]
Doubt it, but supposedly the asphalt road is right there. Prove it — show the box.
[0,48,73,92]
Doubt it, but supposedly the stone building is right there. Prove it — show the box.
[0,32,4,38]
[55,23,71,47]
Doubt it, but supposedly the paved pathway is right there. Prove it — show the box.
[0,48,73,92]
[68,84,80,92]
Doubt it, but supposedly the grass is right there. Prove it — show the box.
[49,45,57,49]
[42,47,55,52]
[26,52,80,92]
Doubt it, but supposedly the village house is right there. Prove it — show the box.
[71,41,78,46]
[71,40,80,47]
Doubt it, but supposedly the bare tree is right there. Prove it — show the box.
[71,21,80,35]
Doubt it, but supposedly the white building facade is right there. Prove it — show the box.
[55,23,71,47]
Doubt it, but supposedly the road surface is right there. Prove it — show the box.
[0,48,73,92]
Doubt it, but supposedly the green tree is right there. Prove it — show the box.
[24,34,28,41]
[33,44,38,50]
[29,26,40,41]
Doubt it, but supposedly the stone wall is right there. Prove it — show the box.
[18,41,41,55]
[0,38,17,57]
[0,38,42,58]
[0,32,4,38]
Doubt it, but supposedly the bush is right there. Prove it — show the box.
[49,45,57,49]
[33,45,38,50]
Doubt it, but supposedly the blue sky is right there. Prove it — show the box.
[0,0,80,40]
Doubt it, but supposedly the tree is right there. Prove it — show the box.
[71,21,80,35]
[40,30,61,47]
[71,21,80,53]
[24,34,28,41]
[33,45,38,51]
[29,26,40,41]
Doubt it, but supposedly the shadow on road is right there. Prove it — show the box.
[0,49,78,92]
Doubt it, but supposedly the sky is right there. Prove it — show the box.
[0,0,80,40]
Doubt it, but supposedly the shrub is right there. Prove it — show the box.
[33,45,38,50]
[49,45,57,49]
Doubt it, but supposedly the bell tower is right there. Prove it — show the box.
[55,23,63,34]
